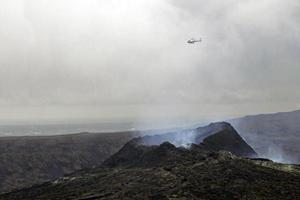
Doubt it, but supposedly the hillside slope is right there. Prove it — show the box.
[0,122,255,193]
[134,122,257,158]
[1,141,299,200]
[229,110,300,163]
[0,131,137,193]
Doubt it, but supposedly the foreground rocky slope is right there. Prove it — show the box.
[2,140,300,200]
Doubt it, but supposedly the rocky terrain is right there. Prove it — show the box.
[1,116,299,197]
[0,122,256,194]
[1,137,300,200]
[0,131,137,193]
[129,122,257,158]
[230,110,300,163]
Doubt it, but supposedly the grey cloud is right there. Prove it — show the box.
[0,0,299,122]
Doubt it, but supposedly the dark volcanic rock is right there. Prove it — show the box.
[0,131,137,193]
[1,142,300,200]
[103,141,212,168]
[200,124,257,157]
[139,122,232,146]
[104,122,257,169]
[0,121,256,194]
[136,122,257,158]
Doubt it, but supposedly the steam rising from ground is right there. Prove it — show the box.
[171,130,197,148]
[140,122,230,148]
[139,129,198,148]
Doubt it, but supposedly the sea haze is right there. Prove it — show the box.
[0,120,203,137]
[0,122,136,137]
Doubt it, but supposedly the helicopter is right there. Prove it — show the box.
[187,38,202,44]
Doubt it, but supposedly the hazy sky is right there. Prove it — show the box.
[0,0,299,124]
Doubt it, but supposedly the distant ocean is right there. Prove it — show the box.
[0,122,137,137]
[0,120,205,137]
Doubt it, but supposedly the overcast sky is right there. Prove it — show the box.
[0,0,299,124]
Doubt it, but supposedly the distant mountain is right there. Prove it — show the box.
[2,139,299,200]
[229,110,300,163]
